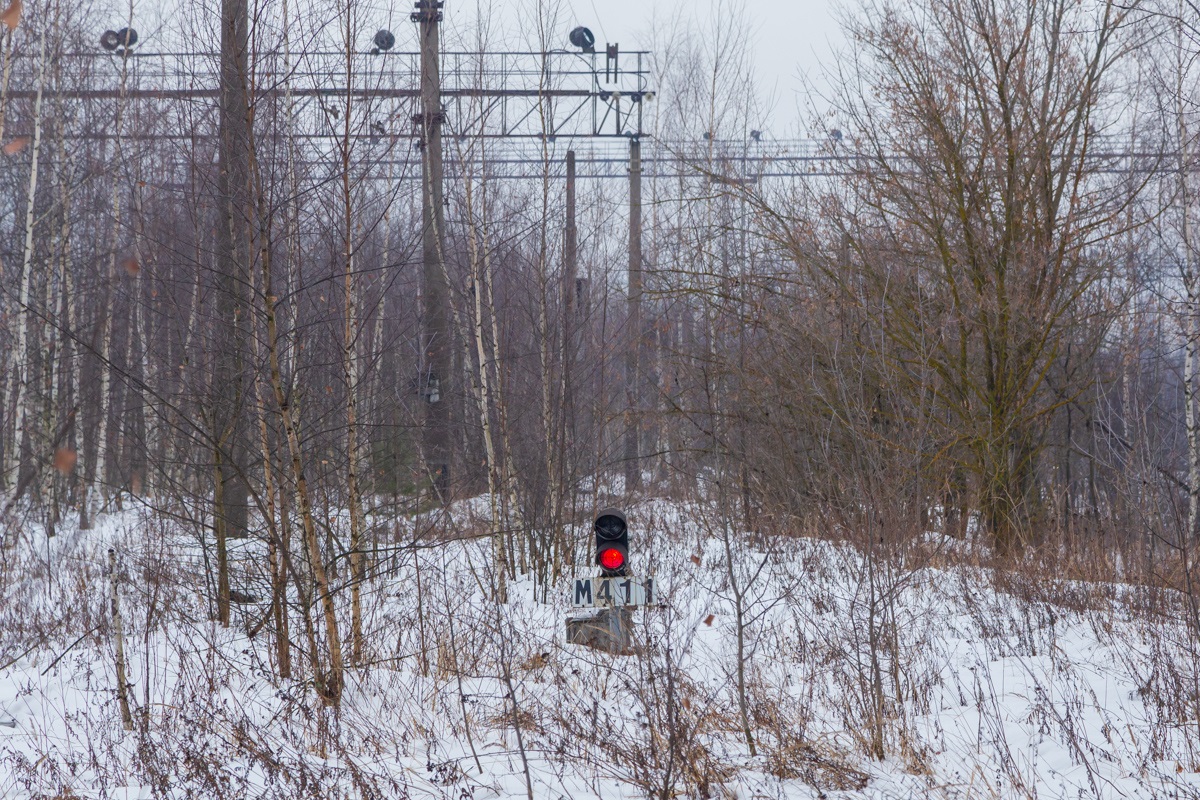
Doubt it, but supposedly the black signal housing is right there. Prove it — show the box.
[594,508,629,577]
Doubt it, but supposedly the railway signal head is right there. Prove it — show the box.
[569,26,596,53]
[372,29,396,53]
[594,508,629,577]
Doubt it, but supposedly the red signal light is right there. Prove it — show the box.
[599,548,625,571]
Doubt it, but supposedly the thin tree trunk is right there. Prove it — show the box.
[274,479,293,679]
[535,105,557,586]
[482,221,522,580]
[0,26,11,490]
[51,96,74,533]
[0,23,14,492]
[7,32,47,492]
[214,447,230,626]
[1178,11,1199,542]
[456,135,507,601]
[270,308,344,704]
[91,51,132,519]
[721,523,756,757]
[249,193,290,679]
[118,181,148,497]
[108,548,133,730]
[249,122,344,704]
[339,27,366,665]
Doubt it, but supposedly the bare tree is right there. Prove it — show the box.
[756,0,1145,551]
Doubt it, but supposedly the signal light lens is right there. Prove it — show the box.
[599,548,625,571]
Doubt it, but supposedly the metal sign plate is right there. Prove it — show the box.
[571,576,654,608]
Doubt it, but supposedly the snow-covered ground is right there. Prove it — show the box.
[1,498,1198,798]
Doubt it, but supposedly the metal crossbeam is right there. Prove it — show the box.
[5,47,652,139]
[6,47,1166,180]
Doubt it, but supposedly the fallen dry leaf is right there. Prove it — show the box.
[1,0,21,30]
[703,614,715,626]
[53,448,77,473]
[3,136,30,155]
[689,554,702,566]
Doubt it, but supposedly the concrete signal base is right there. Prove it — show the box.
[566,607,634,654]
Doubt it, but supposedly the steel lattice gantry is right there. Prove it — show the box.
[5,45,652,140]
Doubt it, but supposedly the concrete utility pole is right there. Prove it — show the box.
[216,0,251,545]
[625,138,642,493]
[415,0,450,499]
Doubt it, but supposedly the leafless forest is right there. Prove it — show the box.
[2,0,1200,796]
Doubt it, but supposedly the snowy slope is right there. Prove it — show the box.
[1,499,1198,799]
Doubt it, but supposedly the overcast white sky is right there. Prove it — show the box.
[549,0,844,129]
[410,0,846,133]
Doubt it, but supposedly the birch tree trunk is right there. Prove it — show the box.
[108,548,133,730]
[0,6,18,499]
[1178,18,1200,543]
[246,116,344,704]
[120,180,149,497]
[534,63,558,584]
[482,221,522,582]
[250,206,289,679]
[49,82,75,536]
[453,41,522,595]
[459,150,507,601]
[89,49,132,524]
[6,32,46,494]
[337,13,366,665]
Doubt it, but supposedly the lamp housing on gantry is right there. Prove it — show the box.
[569,26,596,53]
[373,29,396,53]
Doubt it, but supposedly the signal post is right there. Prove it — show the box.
[566,508,653,653]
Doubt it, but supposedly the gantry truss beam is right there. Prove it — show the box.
[5,48,652,139]
[2,129,1165,182]
[129,140,1188,184]
[3,51,1174,181]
